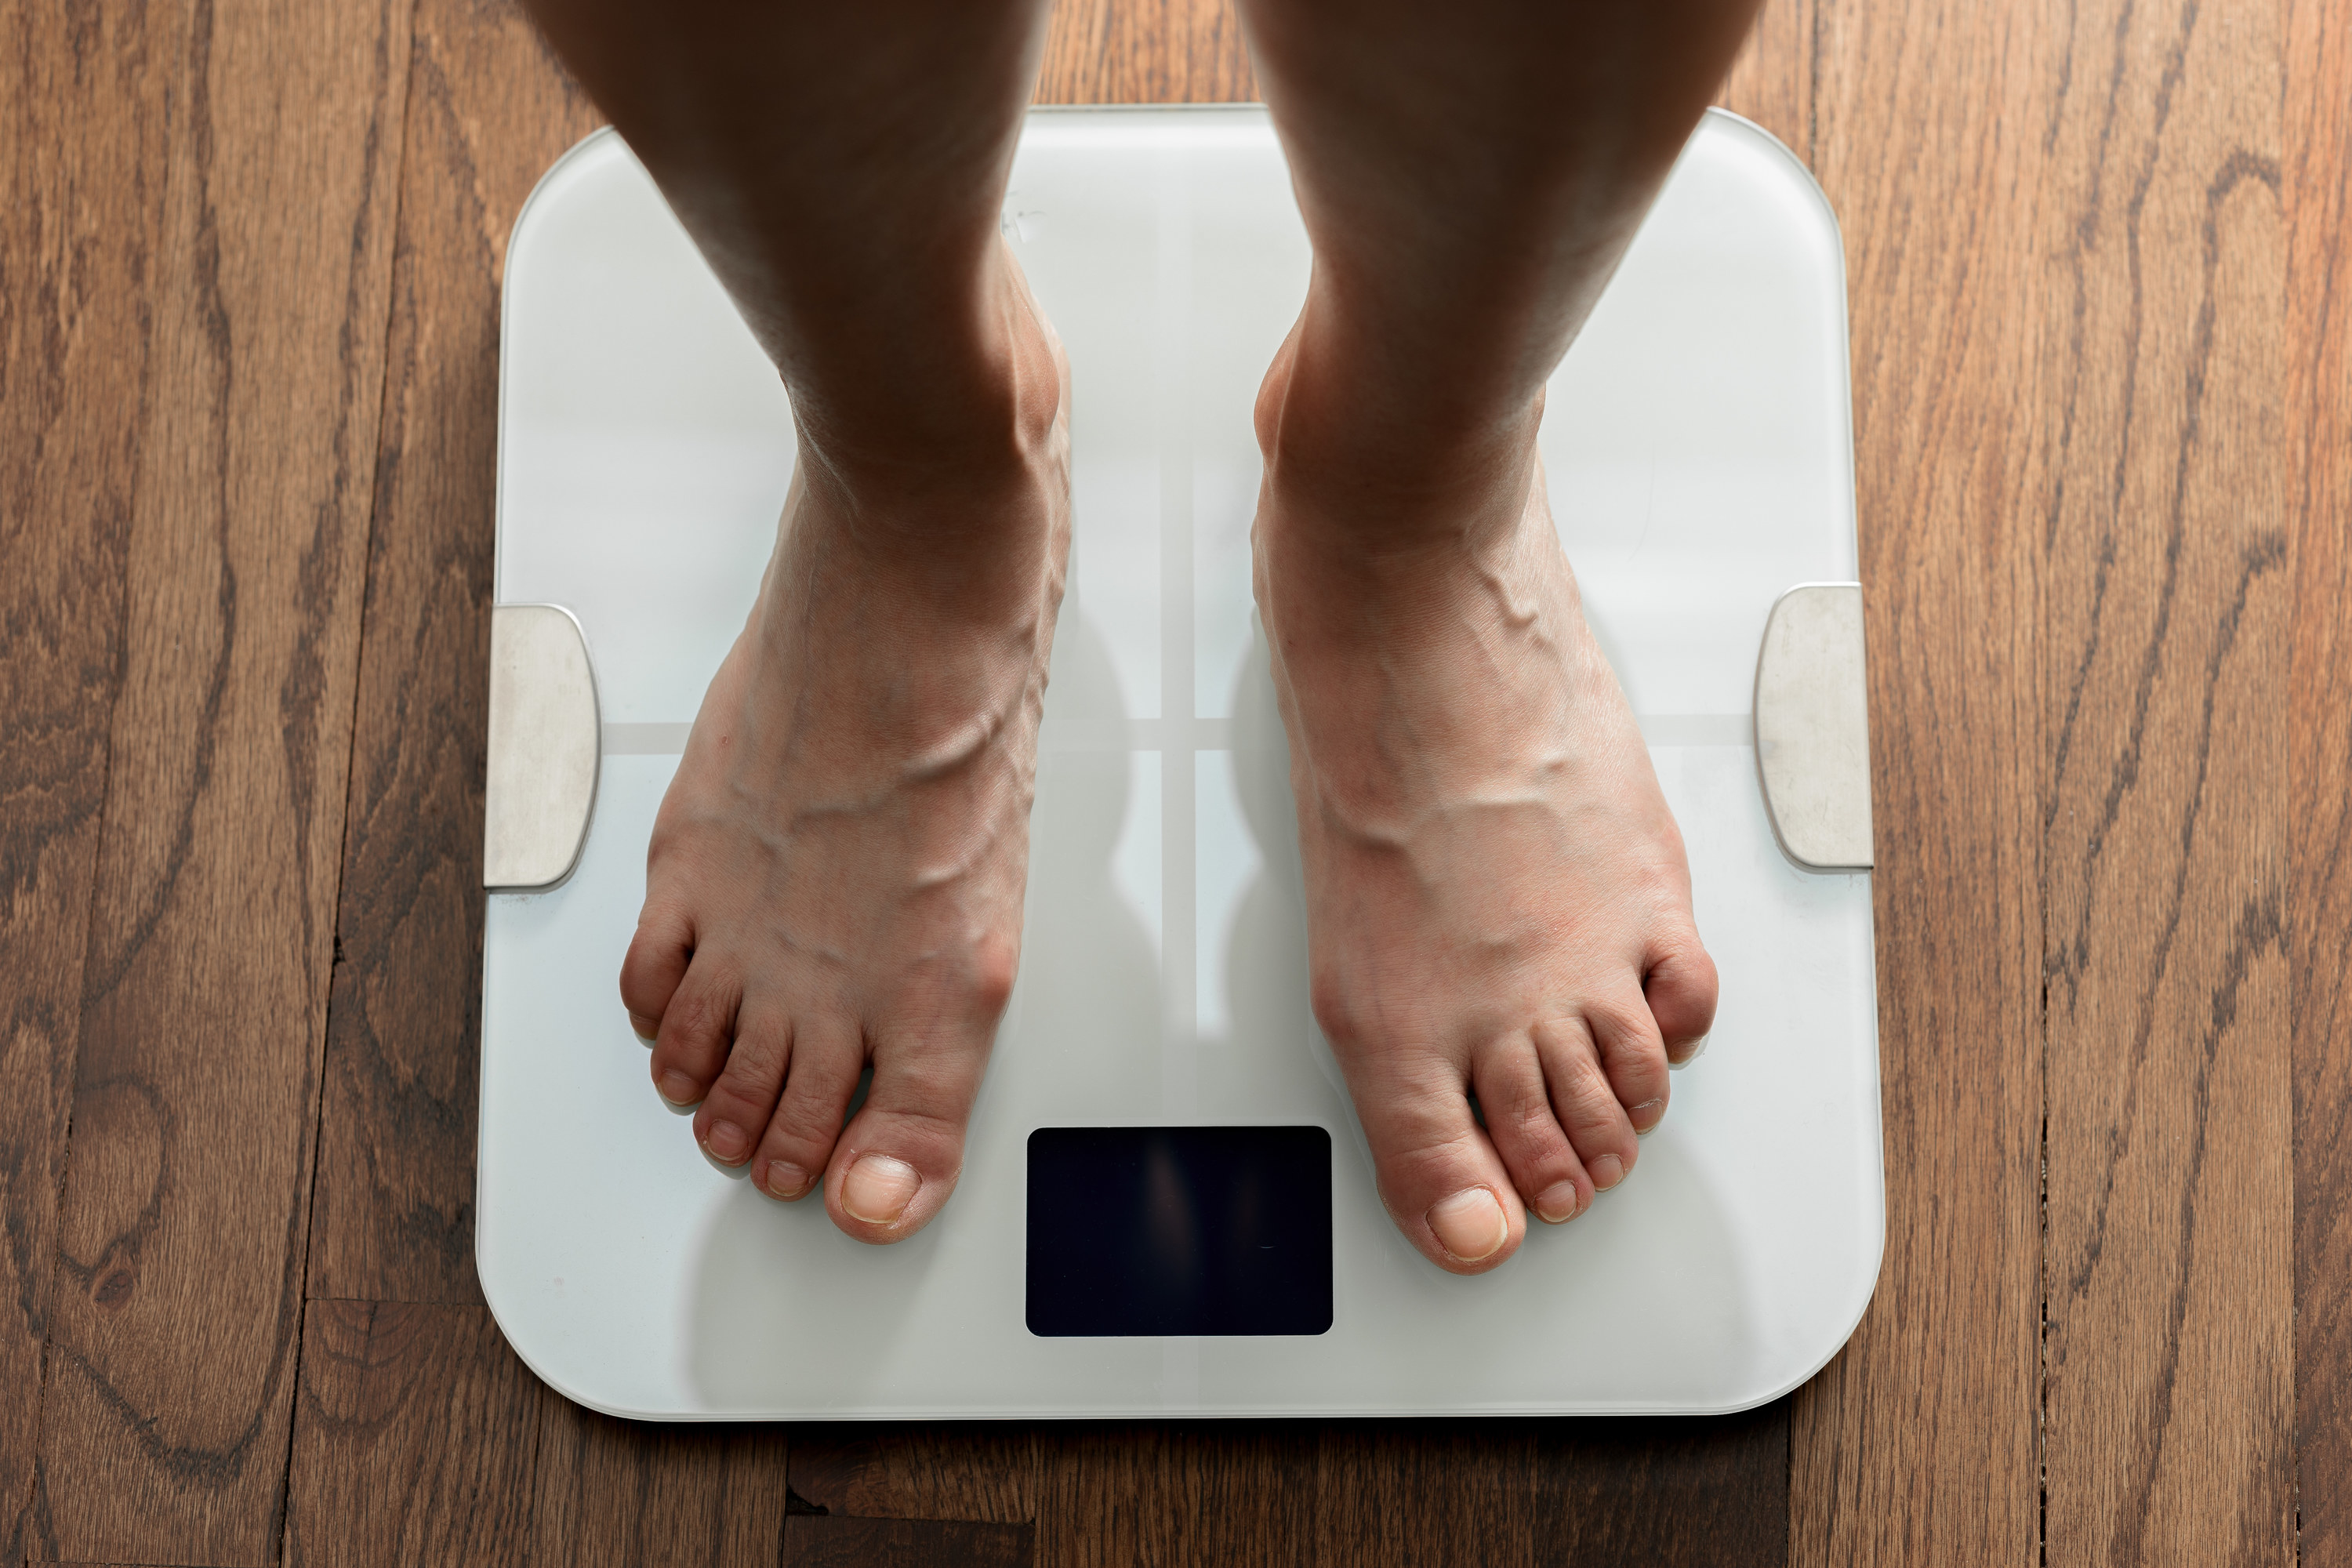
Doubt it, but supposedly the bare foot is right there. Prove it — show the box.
[1253,337,1719,1276]
[621,249,1069,1243]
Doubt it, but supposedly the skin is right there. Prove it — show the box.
[524,0,1756,1271]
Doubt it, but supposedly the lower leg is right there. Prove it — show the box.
[1246,0,1759,524]
[528,0,1069,1242]
[526,0,1058,477]
[1241,0,1751,1271]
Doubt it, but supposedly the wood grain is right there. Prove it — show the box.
[1146,1424,1319,1567]
[1535,1410,1788,1567]
[285,1296,795,1568]
[1792,0,2046,1559]
[283,1302,542,1568]
[306,0,602,1309]
[789,1425,1040,1525]
[1033,1423,1323,1567]
[1035,0,1809,127]
[527,1403,789,1568]
[784,1516,1036,1567]
[793,1416,1786,1567]
[1713,0,1813,163]
[2290,0,2352,1559]
[31,0,415,1560]
[1300,1426,1538,1568]
[2034,0,2291,1560]
[1036,0,1255,104]
[0,3,171,1559]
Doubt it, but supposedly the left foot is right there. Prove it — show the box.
[1253,334,1719,1276]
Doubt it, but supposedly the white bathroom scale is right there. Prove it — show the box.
[476,106,1883,1420]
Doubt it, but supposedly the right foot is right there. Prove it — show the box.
[621,247,1069,1243]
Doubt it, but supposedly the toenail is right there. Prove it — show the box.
[1671,1033,1710,1070]
[1590,1153,1626,1190]
[764,1161,809,1200]
[1631,1098,1666,1134]
[842,1154,921,1225]
[1427,1187,1508,1261]
[1534,1181,1582,1224]
[657,1071,700,1106]
[706,1120,750,1162]
[630,1013,659,1044]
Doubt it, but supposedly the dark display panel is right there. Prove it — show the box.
[1025,1125,1334,1338]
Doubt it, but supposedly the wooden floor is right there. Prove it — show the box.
[1,0,2343,1562]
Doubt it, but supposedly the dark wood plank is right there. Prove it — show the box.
[1040,1423,1318,1568]
[785,1516,1035,1568]
[1033,1426,1196,1568]
[1157,1425,1318,1567]
[1536,1410,1788,1568]
[31,0,416,1560]
[306,0,603,1310]
[0,2,172,1559]
[1305,1425,1537,1568]
[1791,0,2046,1560]
[789,1424,1039,1525]
[2289,0,2352,1559]
[1036,0,1255,104]
[805,1413,1787,1568]
[2034,0,2292,1559]
[283,1301,541,1568]
[794,1421,1323,1567]
[527,1404,789,1568]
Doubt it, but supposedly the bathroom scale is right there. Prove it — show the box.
[477,106,1882,1419]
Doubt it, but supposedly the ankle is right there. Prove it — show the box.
[1253,320,1541,561]
[791,250,1065,532]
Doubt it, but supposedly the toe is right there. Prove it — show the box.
[1348,1052,1527,1274]
[1533,1017,1640,1193]
[750,1019,864,1200]
[621,902,695,1042]
[1472,1036,1591,1223]
[822,1025,993,1243]
[691,1001,789,1167]
[1589,996,1672,1136]
[1644,930,1719,1064]
[648,964,738,1109]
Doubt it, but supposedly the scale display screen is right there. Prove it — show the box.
[1025,1126,1334,1337]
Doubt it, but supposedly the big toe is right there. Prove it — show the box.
[822,1029,993,1243]
[1353,1059,1527,1274]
